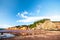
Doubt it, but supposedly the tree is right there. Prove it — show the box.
[21,25,28,27]
[29,24,36,28]
[15,25,20,28]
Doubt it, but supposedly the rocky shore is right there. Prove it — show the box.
[1,31,60,40]
[1,35,60,40]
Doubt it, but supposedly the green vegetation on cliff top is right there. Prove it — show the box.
[29,19,50,28]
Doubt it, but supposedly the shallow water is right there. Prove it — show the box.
[0,33,15,39]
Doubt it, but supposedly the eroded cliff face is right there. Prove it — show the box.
[6,19,60,31]
[35,20,58,30]
[53,22,60,29]
[35,23,42,30]
[41,20,57,30]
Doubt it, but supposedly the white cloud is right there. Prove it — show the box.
[16,6,60,24]
[17,15,60,23]
[16,10,60,23]
[16,10,41,23]
[17,11,28,18]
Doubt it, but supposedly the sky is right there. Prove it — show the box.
[0,0,60,28]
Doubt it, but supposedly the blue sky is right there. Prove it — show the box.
[0,0,60,28]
